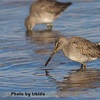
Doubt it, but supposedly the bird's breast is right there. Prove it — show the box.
[37,12,58,23]
[68,53,97,63]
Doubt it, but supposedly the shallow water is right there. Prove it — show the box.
[0,0,100,99]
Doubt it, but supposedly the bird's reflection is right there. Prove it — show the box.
[25,29,63,54]
[45,68,100,97]
[25,29,63,45]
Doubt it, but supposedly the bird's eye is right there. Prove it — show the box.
[57,42,60,45]
[56,41,61,47]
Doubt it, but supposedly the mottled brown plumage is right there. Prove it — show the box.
[69,37,100,58]
[96,43,100,49]
[30,0,72,16]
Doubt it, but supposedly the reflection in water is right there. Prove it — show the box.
[25,30,63,45]
[45,68,100,97]
[25,29,63,54]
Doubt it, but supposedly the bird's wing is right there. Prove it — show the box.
[41,0,72,15]
[30,0,72,16]
[71,37,100,58]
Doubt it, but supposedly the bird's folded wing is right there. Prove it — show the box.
[71,38,100,58]
[30,0,72,16]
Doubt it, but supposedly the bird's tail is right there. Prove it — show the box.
[55,1,72,15]
[59,2,72,11]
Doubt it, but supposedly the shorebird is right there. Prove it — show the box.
[25,0,72,30]
[45,36,100,68]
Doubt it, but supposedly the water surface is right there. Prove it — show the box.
[0,0,100,99]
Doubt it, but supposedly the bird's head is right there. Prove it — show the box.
[45,37,68,66]
[25,16,35,31]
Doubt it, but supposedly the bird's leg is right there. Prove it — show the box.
[47,23,53,30]
[83,63,86,70]
[81,63,86,70]
[80,64,84,69]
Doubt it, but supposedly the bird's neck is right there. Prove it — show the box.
[62,40,69,57]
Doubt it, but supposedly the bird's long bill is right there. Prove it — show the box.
[45,47,58,66]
